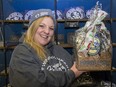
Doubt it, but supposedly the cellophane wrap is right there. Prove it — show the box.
[73,6,112,71]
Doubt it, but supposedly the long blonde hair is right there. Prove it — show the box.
[24,17,52,61]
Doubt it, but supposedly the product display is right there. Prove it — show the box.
[6,12,23,20]
[75,73,96,87]
[58,34,64,44]
[52,10,64,20]
[65,21,79,28]
[24,10,35,20]
[86,9,94,19]
[73,2,112,70]
[65,7,85,19]
[67,32,75,45]
[99,81,116,87]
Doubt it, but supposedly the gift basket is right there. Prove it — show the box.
[73,2,112,71]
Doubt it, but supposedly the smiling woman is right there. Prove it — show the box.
[33,17,54,46]
[8,9,84,87]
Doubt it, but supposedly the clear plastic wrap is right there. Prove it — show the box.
[73,2,112,71]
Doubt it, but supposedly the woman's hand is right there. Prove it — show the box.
[70,62,85,78]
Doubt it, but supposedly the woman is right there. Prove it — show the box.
[9,9,84,87]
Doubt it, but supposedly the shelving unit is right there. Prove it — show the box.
[0,18,116,69]
[0,0,9,87]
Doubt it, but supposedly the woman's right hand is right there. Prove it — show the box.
[70,62,85,78]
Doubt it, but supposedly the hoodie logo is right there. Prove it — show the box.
[41,56,69,71]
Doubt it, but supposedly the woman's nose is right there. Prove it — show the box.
[44,27,50,34]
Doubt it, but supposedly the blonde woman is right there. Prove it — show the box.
[9,9,84,87]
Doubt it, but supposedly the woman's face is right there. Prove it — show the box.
[34,17,54,46]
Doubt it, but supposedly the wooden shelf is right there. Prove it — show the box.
[0,41,19,49]
[57,19,88,22]
[0,18,112,23]
[0,20,2,23]
[111,69,116,71]
[0,72,8,76]
[57,18,111,23]
[0,67,9,76]
[0,43,73,49]
[4,20,29,23]
[0,46,16,50]
[0,43,116,49]
[111,67,116,71]
[111,18,116,21]
[0,20,28,23]
[59,43,73,48]
[59,43,116,48]
[112,43,116,46]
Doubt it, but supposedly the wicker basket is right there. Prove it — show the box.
[75,47,112,71]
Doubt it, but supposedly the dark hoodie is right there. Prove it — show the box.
[9,37,75,87]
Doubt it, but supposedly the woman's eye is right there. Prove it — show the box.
[39,25,44,28]
[50,27,54,30]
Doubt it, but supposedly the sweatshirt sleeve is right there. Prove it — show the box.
[9,44,75,87]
